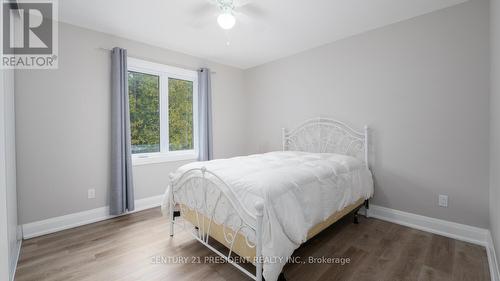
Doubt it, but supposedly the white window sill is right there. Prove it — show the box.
[132,152,197,166]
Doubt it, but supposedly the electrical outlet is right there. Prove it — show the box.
[87,188,96,199]
[438,194,448,207]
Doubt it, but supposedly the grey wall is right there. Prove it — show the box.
[14,0,492,232]
[15,23,247,224]
[490,0,500,270]
[244,0,490,228]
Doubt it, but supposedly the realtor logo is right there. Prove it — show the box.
[1,0,58,69]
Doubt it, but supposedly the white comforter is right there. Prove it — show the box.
[162,151,373,281]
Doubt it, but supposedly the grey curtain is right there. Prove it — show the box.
[110,47,134,215]
[198,68,213,161]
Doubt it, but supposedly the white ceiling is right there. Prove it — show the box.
[59,0,468,69]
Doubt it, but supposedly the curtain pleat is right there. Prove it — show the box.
[198,68,213,161]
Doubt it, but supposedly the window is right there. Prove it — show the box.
[128,58,198,165]
[129,71,160,154]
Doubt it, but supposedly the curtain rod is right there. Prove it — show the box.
[98,47,216,74]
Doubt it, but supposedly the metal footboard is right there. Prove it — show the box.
[169,167,264,281]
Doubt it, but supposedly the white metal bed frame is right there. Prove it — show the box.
[169,117,369,281]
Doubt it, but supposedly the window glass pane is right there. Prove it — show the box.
[168,78,194,151]
[128,71,160,154]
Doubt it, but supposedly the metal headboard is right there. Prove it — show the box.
[282,117,369,167]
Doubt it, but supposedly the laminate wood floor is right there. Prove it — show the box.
[15,207,490,281]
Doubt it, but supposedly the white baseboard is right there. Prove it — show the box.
[487,232,500,281]
[368,204,499,281]
[368,204,489,245]
[22,195,163,239]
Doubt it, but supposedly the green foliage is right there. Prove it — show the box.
[169,78,193,151]
[129,71,160,154]
[128,72,193,154]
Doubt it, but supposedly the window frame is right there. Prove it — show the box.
[128,57,199,165]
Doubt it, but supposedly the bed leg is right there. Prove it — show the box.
[364,199,370,218]
[170,211,181,237]
[255,201,264,281]
[169,188,175,237]
[169,210,175,237]
[353,206,362,224]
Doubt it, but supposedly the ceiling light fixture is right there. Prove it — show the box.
[216,0,236,30]
[217,12,236,30]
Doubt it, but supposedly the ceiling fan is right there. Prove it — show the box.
[216,0,237,29]
[188,0,266,31]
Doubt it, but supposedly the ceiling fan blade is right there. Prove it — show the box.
[235,12,268,32]
[238,3,266,19]
[233,0,253,8]
[187,12,216,29]
[187,1,215,17]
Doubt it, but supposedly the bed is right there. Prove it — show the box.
[161,117,374,281]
